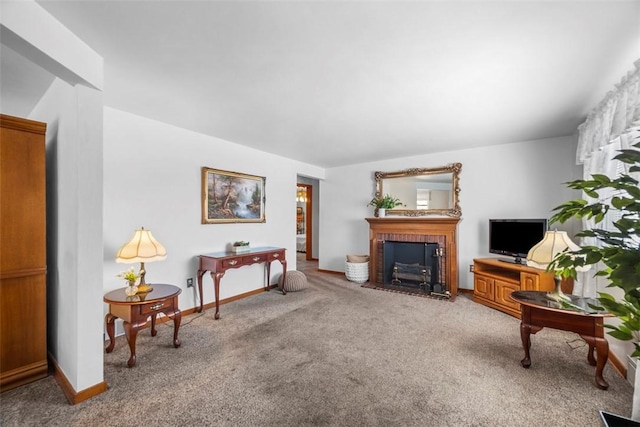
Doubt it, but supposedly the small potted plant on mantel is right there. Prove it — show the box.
[547,140,640,420]
[368,194,403,217]
[231,241,251,254]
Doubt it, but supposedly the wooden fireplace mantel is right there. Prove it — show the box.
[366,217,460,297]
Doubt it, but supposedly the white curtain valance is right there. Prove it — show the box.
[571,58,640,298]
[576,58,640,165]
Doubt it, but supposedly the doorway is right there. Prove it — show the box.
[296,183,313,260]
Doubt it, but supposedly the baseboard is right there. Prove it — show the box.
[317,268,343,276]
[609,349,627,379]
[49,353,108,405]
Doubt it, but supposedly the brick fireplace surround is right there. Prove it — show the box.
[366,217,460,299]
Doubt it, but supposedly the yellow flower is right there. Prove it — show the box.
[117,267,139,282]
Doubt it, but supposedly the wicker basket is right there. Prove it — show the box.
[345,261,369,283]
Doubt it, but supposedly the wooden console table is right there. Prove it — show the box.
[197,246,287,319]
[104,284,182,368]
[510,290,612,389]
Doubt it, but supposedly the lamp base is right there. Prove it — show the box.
[546,291,571,302]
[136,283,153,294]
[136,262,153,294]
[546,275,571,302]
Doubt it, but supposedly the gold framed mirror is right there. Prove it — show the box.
[374,163,462,217]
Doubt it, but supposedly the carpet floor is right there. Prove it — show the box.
[0,262,633,426]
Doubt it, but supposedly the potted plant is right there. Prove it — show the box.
[368,194,403,217]
[232,240,251,253]
[547,140,640,418]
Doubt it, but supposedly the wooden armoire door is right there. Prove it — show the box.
[0,114,48,391]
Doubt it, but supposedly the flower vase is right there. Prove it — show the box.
[125,280,138,296]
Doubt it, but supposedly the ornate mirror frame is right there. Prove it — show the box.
[374,163,462,217]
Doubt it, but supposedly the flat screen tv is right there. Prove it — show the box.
[489,218,548,264]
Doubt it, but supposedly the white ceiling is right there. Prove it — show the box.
[3,1,639,168]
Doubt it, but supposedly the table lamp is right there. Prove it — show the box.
[526,230,590,301]
[116,227,167,294]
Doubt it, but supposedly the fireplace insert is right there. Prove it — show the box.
[383,241,445,295]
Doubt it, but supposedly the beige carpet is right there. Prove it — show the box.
[0,262,633,426]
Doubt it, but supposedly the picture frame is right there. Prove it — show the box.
[201,167,266,224]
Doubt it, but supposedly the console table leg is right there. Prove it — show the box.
[265,261,272,292]
[279,259,287,295]
[520,322,532,368]
[105,313,116,353]
[196,270,205,313]
[212,272,224,320]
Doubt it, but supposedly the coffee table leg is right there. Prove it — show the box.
[582,335,609,390]
[586,341,596,366]
[594,336,610,390]
[520,322,532,368]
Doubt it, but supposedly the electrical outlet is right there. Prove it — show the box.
[187,278,193,288]
[469,265,474,272]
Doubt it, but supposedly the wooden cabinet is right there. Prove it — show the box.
[473,258,555,318]
[0,114,48,392]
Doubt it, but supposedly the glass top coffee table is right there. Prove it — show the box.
[510,290,612,390]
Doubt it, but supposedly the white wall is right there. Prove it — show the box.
[31,80,105,392]
[103,108,324,313]
[319,135,582,291]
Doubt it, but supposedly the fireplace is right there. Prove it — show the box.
[366,217,460,299]
[383,242,441,292]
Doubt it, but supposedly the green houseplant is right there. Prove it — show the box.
[548,140,640,358]
[368,194,403,217]
[231,240,251,253]
[368,194,403,209]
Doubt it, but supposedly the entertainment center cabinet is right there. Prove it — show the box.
[472,258,556,318]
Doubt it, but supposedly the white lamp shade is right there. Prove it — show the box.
[526,230,589,271]
[116,228,167,263]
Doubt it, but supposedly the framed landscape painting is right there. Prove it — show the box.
[201,167,266,224]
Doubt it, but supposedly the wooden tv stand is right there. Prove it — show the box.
[472,258,556,318]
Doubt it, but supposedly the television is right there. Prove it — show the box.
[489,218,548,264]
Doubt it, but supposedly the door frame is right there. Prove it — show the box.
[297,183,313,260]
